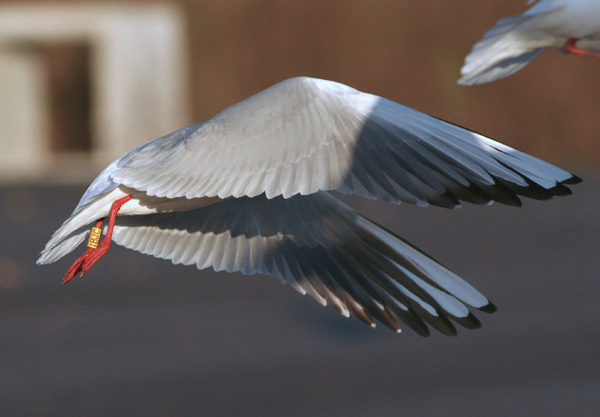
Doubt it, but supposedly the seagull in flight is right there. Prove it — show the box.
[38,77,580,336]
[459,0,600,85]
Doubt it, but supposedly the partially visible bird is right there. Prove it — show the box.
[459,0,600,85]
[38,77,580,336]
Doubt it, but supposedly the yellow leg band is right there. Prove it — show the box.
[87,227,102,249]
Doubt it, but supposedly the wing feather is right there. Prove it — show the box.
[108,77,577,209]
[110,191,496,335]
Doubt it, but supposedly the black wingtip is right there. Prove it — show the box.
[478,301,497,314]
[549,182,573,196]
[451,312,482,330]
[508,196,523,207]
[563,174,583,185]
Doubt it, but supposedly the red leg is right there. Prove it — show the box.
[565,38,600,59]
[63,195,132,284]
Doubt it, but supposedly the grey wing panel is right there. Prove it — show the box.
[111,192,495,335]
[336,98,579,207]
[74,162,120,212]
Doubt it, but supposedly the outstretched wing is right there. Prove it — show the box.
[111,77,579,207]
[111,191,496,336]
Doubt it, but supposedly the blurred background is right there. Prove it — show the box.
[0,1,599,416]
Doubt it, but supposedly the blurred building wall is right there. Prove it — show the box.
[0,0,597,184]
[0,2,190,183]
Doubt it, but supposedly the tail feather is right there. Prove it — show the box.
[36,189,123,265]
[37,229,89,265]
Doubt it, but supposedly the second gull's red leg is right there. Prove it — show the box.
[63,195,132,284]
[565,38,600,59]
